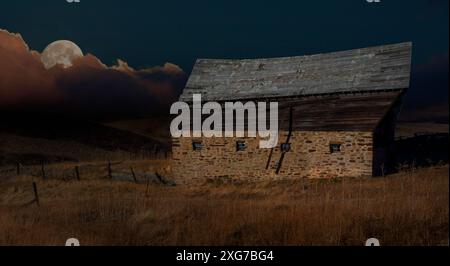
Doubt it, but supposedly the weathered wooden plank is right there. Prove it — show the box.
[175,91,401,131]
[180,43,411,102]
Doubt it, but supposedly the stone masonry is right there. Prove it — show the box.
[171,131,373,183]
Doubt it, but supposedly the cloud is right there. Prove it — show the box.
[0,29,60,108]
[0,29,187,119]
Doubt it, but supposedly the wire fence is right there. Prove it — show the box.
[0,159,175,208]
[0,159,174,185]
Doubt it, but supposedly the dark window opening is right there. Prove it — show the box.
[192,141,203,151]
[236,140,247,151]
[330,143,341,153]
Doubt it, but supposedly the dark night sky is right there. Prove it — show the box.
[0,0,448,117]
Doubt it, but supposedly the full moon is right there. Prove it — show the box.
[41,40,83,70]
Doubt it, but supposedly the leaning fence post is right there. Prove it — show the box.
[41,161,46,180]
[75,166,80,181]
[32,182,40,207]
[130,167,137,184]
[155,172,166,184]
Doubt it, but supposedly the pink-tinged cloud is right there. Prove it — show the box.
[0,29,187,118]
[0,29,60,108]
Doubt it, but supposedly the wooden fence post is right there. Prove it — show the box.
[107,161,112,179]
[152,144,156,158]
[75,166,80,181]
[32,182,40,207]
[155,172,166,185]
[154,145,159,158]
[41,161,46,180]
[130,167,137,184]
[146,176,150,197]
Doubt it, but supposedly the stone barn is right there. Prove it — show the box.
[172,42,412,183]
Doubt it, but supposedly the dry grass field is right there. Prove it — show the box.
[0,160,448,246]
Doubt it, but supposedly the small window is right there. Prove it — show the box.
[192,141,203,151]
[281,143,291,152]
[330,143,341,153]
[236,140,247,151]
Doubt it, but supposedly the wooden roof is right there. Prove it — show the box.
[180,42,412,102]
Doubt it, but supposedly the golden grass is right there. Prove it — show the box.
[0,162,448,246]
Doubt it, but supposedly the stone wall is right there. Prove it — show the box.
[171,131,373,184]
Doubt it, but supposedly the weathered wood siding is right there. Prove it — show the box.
[180,91,402,132]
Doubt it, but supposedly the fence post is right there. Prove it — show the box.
[152,144,156,158]
[32,182,40,207]
[75,166,80,181]
[107,161,112,179]
[154,145,159,158]
[130,167,137,184]
[146,176,150,197]
[155,172,166,185]
[41,161,46,180]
